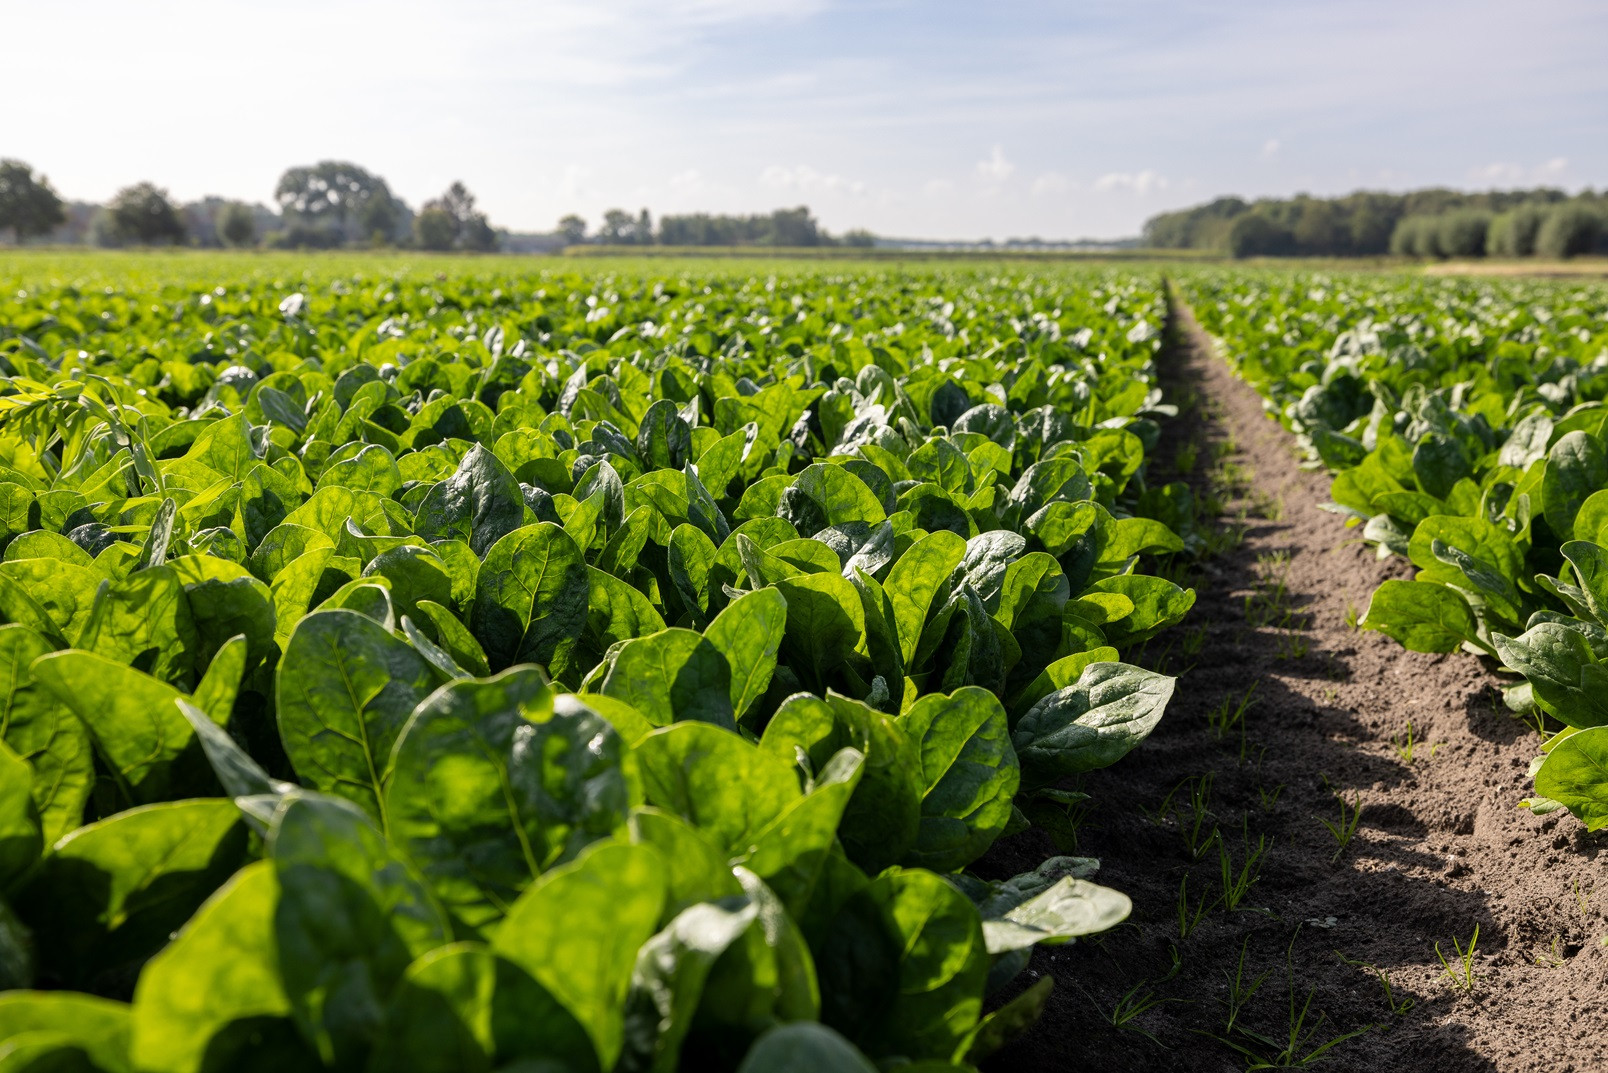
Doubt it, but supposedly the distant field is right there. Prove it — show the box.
[1423,257,1608,278]
[7,247,1606,286]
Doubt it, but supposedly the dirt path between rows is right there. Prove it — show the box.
[983,294,1608,1072]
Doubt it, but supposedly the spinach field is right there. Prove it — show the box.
[4,253,1607,1072]
[0,255,1196,1072]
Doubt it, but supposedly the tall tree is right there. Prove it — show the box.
[598,209,635,244]
[275,161,402,246]
[108,183,186,245]
[217,202,258,248]
[0,160,66,244]
[557,215,587,246]
[416,181,496,252]
[413,207,457,251]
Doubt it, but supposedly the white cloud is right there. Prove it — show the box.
[1470,162,1523,184]
[759,164,866,195]
[1031,172,1071,195]
[975,146,1015,183]
[1092,169,1169,194]
[1469,156,1571,185]
[1261,138,1281,159]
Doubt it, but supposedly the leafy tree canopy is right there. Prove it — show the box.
[108,182,186,246]
[0,159,66,243]
[275,161,403,246]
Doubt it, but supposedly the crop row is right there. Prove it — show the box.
[0,263,1195,1071]
[1183,268,1608,833]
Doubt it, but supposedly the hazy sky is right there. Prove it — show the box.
[5,0,1605,239]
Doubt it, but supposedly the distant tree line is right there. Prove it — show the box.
[1,157,878,255]
[0,158,500,252]
[1145,188,1608,259]
[556,205,876,248]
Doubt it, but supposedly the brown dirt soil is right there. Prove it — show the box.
[978,296,1608,1072]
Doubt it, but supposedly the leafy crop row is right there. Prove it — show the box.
[1183,269,1608,831]
[0,260,1194,1071]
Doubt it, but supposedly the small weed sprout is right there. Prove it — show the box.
[1217,826,1271,912]
[1534,935,1565,969]
[1344,601,1361,630]
[1179,773,1221,861]
[1258,783,1286,813]
[1317,790,1364,863]
[1574,879,1594,918]
[1391,722,1418,764]
[1100,981,1182,1047]
[1175,440,1199,476]
[1181,624,1208,659]
[1208,929,1373,1067]
[1177,873,1220,939]
[1335,952,1414,1016]
[1208,682,1259,742]
[1203,521,1246,556]
[1275,629,1310,661]
[1141,776,1189,826]
[1221,937,1273,1035]
[1435,924,1481,995]
[1161,943,1184,982]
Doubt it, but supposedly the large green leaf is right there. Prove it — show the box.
[1011,662,1174,788]
[471,523,590,671]
[0,992,132,1073]
[0,625,92,844]
[369,942,599,1073]
[818,868,987,1064]
[78,565,200,686]
[386,669,635,932]
[413,444,527,556]
[1543,430,1608,539]
[266,792,451,1067]
[0,559,102,645]
[130,862,315,1073]
[759,692,922,874]
[703,587,787,722]
[0,741,41,890]
[952,856,1131,953]
[637,722,803,857]
[275,609,441,821]
[773,572,867,690]
[897,687,1019,872]
[31,651,200,805]
[492,842,667,1072]
[1494,623,1608,728]
[16,799,247,986]
[1535,727,1608,831]
[1362,578,1480,653]
[599,627,736,730]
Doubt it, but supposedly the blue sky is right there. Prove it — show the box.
[5,0,1605,239]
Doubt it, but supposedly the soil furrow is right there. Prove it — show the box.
[984,294,1608,1073]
